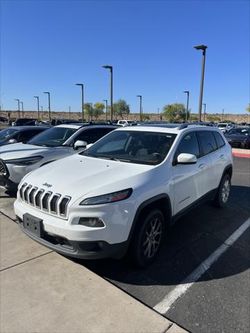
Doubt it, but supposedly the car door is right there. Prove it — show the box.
[172,131,201,215]
[196,130,220,194]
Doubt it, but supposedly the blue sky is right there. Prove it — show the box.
[0,0,249,115]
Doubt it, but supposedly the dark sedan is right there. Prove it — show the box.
[225,127,250,149]
[0,126,49,146]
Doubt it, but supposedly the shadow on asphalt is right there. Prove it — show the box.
[0,190,17,198]
[73,185,250,288]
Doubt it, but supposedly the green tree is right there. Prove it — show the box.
[189,114,199,122]
[142,114,150,121]
[206,114,221,122]
[113,99,130,119]
[84,103,94,121]
[93,102,105,120]
[246,104,250,113]
[163,103,188,122]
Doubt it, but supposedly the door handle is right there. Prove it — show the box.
[199,163,206,169]
[219,154,224,159]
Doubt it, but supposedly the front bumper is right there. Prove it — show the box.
[0,159,26,190]
[14,196,134,259]
[16,215,128,259]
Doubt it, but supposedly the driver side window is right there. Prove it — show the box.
[175,132,200,159]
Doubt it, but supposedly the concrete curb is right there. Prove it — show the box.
[232,148,250,159]
[0,213,188,333]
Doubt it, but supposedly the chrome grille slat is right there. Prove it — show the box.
[28,187,38,205]
[26,186,34,204]
[24,185,32,202]
[42,192,52,211]
[50,194,61,214]
[35,189,44,208]
[19,184,71,218]
[59,196,71,217]
[19,183,27,200]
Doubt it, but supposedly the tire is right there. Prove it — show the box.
[213,173,231,208]
[129,209,166,268]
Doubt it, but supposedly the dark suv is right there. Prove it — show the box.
[12,118,37,126]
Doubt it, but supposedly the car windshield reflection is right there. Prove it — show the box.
[82,130,177,165]
[27,127,77,147]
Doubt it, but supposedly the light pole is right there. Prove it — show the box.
[103,99,108,121]
[14,99,21,118]
[183,90,190,122]
[102,65,113,122]
[194,44,207,122]
[34,96,40,120]
[222,108,224,121]
[75,83,84,122]
[137,95,143,121]
[20,101,24,117]
[43,91,51,121]
[203,103,206,122]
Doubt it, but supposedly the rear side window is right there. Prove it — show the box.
[74,127,114,144]
[17,129,45,142]
[197,131,217,156]
[175,132,200,157]
[213,131,225,148]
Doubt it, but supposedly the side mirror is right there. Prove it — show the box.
[177,153,197,164]
[86,143,94,149]
[74,140,88,150]
[8,138,17,144]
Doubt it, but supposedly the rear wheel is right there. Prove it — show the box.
[213,173,231,208]
[129,209,165,267]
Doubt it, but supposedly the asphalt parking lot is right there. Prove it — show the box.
[0,154,249,333]
[81,155,250,333]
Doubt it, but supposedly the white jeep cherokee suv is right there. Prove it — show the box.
[14,125,233,267]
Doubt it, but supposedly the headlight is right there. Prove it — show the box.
[80,188,133,205]
[5,156,43,165]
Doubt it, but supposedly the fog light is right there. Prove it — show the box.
[78,217,105,228]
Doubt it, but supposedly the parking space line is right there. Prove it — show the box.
[153,218,250,314]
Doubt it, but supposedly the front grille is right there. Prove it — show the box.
[0,160,8,176]
[19,183,71,218]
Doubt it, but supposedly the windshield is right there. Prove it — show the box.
[0,128,18,140]
[27,127,77,147]
[81,130,177,165]
[228,128,249,135]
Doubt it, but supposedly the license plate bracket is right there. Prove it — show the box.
[23,213,44,237]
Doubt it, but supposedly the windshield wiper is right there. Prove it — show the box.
[97,156,121,161]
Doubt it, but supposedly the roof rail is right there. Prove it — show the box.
[178,123,189,130]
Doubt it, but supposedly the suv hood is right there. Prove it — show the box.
[21,154,153,202]
[0,142,66,160]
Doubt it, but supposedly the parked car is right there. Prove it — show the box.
[14,124,233,267]
[0,126,49,146]
[217,122,233,133]
[117,120,137,126]
[0,124,117,191]
[12,118,37,126]
[0,116,8,123]
[225,127,250,149]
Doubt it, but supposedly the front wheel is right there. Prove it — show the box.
[213,173,231,208]
[129,209,166,268]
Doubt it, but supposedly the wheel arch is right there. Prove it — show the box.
[128,194,172,244]
[222,164,233,179]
